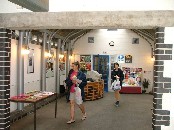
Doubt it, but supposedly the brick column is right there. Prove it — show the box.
[153,27,172,130]
[0,28,11,130]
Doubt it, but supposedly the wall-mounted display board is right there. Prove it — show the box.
[80,55,91,72]
[125,55,132,63]
[27,49,34,73]
[46,50,54,78]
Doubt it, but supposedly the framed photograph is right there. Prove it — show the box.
[132,38,139,44]
[125,55,132,63]
[27,49,34,73]
[80,55,91,62]
[88,37,94,43]
[46,50,54,78]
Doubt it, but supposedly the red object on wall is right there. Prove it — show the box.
[120,86,142,94]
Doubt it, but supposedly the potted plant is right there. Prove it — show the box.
[142,78,150,93]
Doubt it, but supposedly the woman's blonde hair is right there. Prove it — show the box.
[73,61,80,69]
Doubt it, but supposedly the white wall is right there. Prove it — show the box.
[24,44,41,92]
[10,40,57,112]
[161,27,174,130]
[0,0,32,13]
[73,29,154,92]
[49,0,174,12]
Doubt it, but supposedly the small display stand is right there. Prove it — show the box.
[84,80,104,101]
[10,91,57,130]
[119,86,142,94]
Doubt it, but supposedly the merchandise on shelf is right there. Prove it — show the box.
[10,91,54,101]
[122,67,142,87]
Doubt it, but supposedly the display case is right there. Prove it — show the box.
[120,67,142,94]
[122,67,142,86]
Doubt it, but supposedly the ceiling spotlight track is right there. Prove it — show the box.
[136,29,155,41]
[72,30,92,49]
[62,30,82,44]
[63,29,87,45]
[131,29,154,52]
[48,29,60,42]
[131,29,154,41]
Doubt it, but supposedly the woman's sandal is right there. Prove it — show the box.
[67,119,75,124]
[81,113,87,120]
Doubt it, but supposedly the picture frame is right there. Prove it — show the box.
[27,49,34,73]
[46,50,54,78]
[125,55,132,63]
[132,38,139,44]
[88,37,94,43]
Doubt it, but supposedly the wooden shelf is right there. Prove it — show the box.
[84,80,104,101]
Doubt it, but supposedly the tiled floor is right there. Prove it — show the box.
[10,92,153,130]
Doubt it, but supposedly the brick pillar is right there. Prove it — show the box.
[0,28,11,130]
[153,27,172,130]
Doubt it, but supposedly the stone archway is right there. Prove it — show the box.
[0,11,174,130]
[0,11,174,29]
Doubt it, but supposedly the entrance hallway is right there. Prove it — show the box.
[10,93,153,130]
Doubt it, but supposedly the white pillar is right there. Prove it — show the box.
[41,32,47,91]
[17,30,25,110]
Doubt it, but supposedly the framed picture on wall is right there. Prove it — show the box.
[125,55,132,63]
[132,38,139,44]
[46,50,54,78]
[80,55,91,72]
[88,37,94,43]
[27,49,34,73]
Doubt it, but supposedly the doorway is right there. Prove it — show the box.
[0,11,173,130]
[93,55,109,92]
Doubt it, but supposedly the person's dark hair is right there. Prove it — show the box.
[114,62,119,67]
[73,61,80,69]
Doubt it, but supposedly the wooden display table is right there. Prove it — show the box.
[84,80,104,101]
[120,86,142,94]
[9,92,57,130]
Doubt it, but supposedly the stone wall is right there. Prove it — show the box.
[152,27,173,130]
[0,28,11,129]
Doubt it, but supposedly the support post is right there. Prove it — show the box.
[41,32,47,91]
[55,39,61,94]
[17,30,25,110]
[66,42,71,76]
